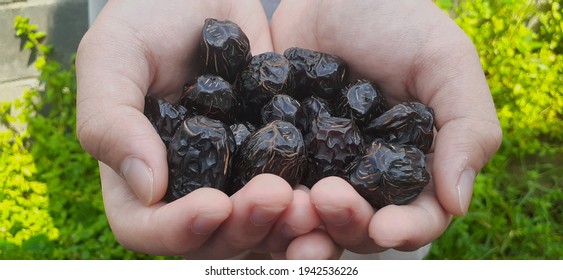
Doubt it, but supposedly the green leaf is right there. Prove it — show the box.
[438,0,453,9]
[34,56,46,70]
[23,41,35,49]
[34,31,46,40]
[38,44,53,54]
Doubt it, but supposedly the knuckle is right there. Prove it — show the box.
[481,119,503,158]
[491,121,504,149]
[76,108,117,164]
[76,114,102,160]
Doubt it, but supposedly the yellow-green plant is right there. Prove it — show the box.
[0,124,60,248]
[447,0,562,156]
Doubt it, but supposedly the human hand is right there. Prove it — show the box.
[76,0,322,259]
[270,0,503,254]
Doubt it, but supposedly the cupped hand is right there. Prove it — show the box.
[271,0,502,254]
[75,0,311,259]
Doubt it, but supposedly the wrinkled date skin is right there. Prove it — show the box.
[363,102,435,153]
[345,140,430,209]
[200,18,251,84]
[166,115,236,202]
[229,122,254,148]
[261,94,304,127]
[144,96,189,148]
[239,52,295,125]
[303,115,363,187]
[336,79,388,128]
[231,120,306,193]
[180,74,238,125]
[296,96,333,134]
[284,47,349,101]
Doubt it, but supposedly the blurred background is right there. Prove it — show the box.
[0,0,561,259]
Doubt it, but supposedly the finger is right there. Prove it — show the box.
[310,177,386,254]
[227,0,274,55]
[270,0,318,52]
[257,185,322,253]
[186,174,293,259]
[408,5,503,216]
[432,114,501,216]
[99,163,232,256]
[77,1,180,205]
[281,229,343,260]
[76,28,166,205]
[369,183,452,251]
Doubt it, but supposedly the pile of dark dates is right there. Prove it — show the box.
[144,18,435,209]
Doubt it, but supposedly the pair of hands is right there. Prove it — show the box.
[76,0,502,259]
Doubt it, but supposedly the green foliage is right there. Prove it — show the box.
[428,0,563,259]
[537,0,563,54]
[0,16,164,259]
[0,128,59,247]
[428,158,563,259]
[445,0,562,157]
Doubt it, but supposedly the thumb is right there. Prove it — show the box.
[414,29,503,216]
[76,28,167,205]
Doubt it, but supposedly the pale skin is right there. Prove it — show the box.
[76,0,502,259]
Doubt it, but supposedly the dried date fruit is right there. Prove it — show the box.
[180,75,237,124]
[261,94,304,127]
[239,52,295,125]
[303,115,363,187]
[284,47,349,101]
[345,140,430,209]
[335,79,388,128]
[144,96,189,148]
[296,96,333,134]
[231,120,306,192]
[363,102,435,153]
[200,18,251,83]
[166,115,235,201]
[230,122,254,148]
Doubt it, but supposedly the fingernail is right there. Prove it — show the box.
[456,168,476,215]
[121,156,154,205]
[317,207,351,226]
[191,214,221,235]
[251,206,284,226]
